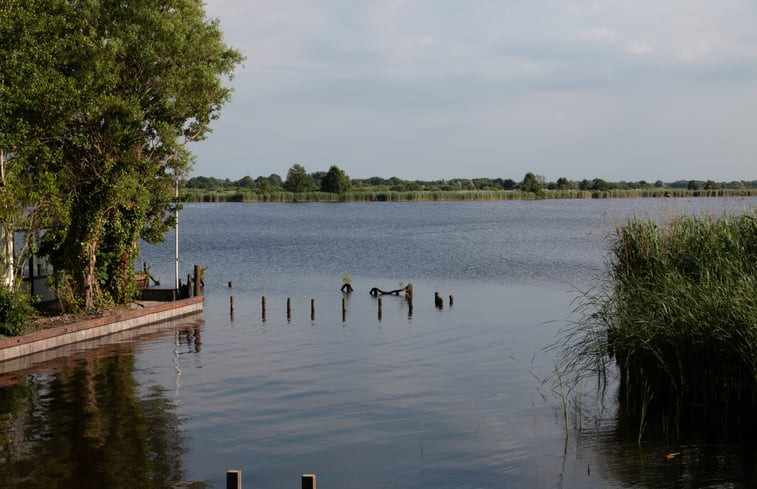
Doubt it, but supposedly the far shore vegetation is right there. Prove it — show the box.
[182,166,757,202]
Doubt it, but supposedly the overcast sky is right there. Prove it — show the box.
[191,0,757,182]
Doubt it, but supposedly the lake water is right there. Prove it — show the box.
[1,197,754,488]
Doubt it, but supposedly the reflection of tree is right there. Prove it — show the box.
[0,350,206,488]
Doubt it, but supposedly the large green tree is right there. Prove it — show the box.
[320,165,351,194]
[2,0,242,310]
[283,164,315,193]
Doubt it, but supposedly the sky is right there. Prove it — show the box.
[191,0,757,183]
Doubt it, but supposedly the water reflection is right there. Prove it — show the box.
[0,322,205,489]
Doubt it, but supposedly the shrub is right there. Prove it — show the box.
[0,286,37,337]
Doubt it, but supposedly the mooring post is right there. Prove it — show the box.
[435,292,443,309]
[378,297,383,321]
[193,264,202,297]
[262,296,267,322]
[449,294,454,306]
[311,299,315,321]
[226,470,242,489]
[230,296,234,315]
[302,473,316,489]
[287,297,292,321]
[228,280,232,288]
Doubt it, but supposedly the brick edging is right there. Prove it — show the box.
[0,296,204,362]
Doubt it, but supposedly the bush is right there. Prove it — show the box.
[0,286,37,337]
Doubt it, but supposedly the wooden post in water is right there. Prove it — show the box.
[302,473,317,489]
[287,297,292,321]
[228,280,232,288]
[311,299,315,321]
[342,297,347,322]
[378,297,382,321]
[193,264,202,297]
[229,296,234,318]
[226,470,242,489]
[262,296,267,322]
[449,294,454,306]
[434,292,443,309]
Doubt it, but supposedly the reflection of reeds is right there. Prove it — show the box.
[558,210,757,436]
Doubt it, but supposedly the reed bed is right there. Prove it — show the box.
[183,188,755,203]
[559,211,757,434]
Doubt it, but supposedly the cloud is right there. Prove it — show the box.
[195,0,757,181]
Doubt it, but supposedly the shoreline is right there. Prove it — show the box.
[182,188,757,203]
[0,296,204,363]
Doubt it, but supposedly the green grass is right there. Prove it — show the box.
[182,188,756,203]
[558,210,757,436]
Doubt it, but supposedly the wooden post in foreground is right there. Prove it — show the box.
[262,296,267,322]
[226,470,242,489]
[311,299,315,321]
[302,473,317,489]
[287,297,292,321]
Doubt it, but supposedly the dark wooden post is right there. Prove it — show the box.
[228,280,233,288]
[302,473,316,489]
[230,296,234,318]
[435,292,443,309]
[311,299,315,321]
[378,297,382,320]
[193,264,202,297]
[226,470,242,489]
[262,296,267,322]
[287,297,292,321]
[342,297,347,322]
[449,294,454,306]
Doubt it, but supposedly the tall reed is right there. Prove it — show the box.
[558,210,757,435]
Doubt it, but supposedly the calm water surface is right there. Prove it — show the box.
[1,197,754,488]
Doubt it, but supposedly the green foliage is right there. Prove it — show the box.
[520,172,544,194]
[0,286,36,336]
[559,211,757,435]
[3,0,242,311]
[283,164,315,193]
[320,165,351,194]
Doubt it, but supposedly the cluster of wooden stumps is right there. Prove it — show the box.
[226,470,315,489]
[226,282,453,321]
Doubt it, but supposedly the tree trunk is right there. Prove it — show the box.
[0,149,14,290]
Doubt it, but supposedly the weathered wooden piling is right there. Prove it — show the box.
[449,294,454,306]
[302,473,317,489]
[193,264,202,297]
[378,297,383,320]
[287,297,292,321]
[230,296,234,318]
[434,292,443,309]
[262,296,267,322]
[228,280,232,288]
[311,299,315,321]
[226,470,242,489]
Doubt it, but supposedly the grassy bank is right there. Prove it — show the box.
[182,188,756,203]
[561,211,757,435]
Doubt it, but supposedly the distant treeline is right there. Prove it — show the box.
[182,165,757,202]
